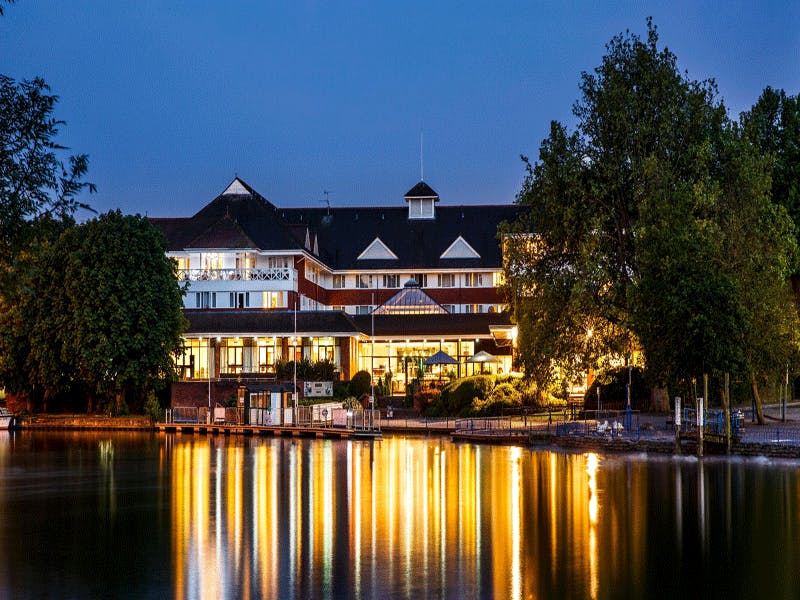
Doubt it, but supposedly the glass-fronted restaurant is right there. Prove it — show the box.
[174,310,514,395]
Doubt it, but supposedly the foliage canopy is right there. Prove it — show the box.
[502,20,798,399]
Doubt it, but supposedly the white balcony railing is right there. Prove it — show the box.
[179,268,292,282]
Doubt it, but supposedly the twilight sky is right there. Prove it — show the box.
[2,1,798,217]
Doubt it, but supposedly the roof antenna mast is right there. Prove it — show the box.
[420,130,424,181]
[323,190,331,216]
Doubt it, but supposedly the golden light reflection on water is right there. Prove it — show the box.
[0,433,799,598]
[165,437,721,599]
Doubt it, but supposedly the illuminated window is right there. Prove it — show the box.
[333,274,346,288]
[464,273,484,287]
[356,274,373,289]
[226,347,243,373]
[261,291,286,308]
[201,253,224,270]
[438,273,455,287]
[383,274,400,288]
[195,292,216,308]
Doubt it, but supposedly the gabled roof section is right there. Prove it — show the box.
[222,177,251,195]
[440,235,481,259]
[151,177,306,253]
[373,279,448,315]
[280,204,523,270]
[404,181,439,200]
[357,237,399,260]
[186,214,258,249]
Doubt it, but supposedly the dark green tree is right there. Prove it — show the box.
[741,87,800,230]
[24,211,186,412]
[502,20,798,411]
[0,75,94,261]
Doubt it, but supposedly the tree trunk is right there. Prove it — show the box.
[649,386,669,412]
[750,370,765,425]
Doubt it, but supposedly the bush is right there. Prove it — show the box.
[435,375,495,417]
[511,378,565,409]
[415,388,441,413]
[333,381,350,399]
[143,392,161,422]
[471,382,522,416]
[349,370,372,397]
[341,396,361,410]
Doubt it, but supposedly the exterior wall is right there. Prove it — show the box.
[171,380,240,409]
[340,337,361,380]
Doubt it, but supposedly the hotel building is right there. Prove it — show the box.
[150,178,522,404]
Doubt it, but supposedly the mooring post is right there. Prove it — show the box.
[674,396,681,455]
[697,395,704,458]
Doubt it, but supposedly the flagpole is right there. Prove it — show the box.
[293,299,298,424]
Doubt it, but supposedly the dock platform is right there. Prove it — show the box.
[157,423,379,439]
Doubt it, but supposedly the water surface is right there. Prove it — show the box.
[0,432,797,599]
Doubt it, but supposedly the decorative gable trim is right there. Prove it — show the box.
[440,236,480,259]
[222,178,250,195]
[357,237,399,260]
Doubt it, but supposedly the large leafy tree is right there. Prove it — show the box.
[502,20,798,408]
[0,75,94,261]
[23,211,187,412]
[0,72,96,408]
[741,87,800,231]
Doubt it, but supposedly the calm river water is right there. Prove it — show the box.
[0,432,797,599]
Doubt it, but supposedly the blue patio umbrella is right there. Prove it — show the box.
[423,350,458,366]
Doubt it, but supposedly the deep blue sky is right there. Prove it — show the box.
[2,1,798,217]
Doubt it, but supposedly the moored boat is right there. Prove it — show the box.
[0,408,12,430]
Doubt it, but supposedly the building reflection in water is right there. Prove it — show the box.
[164,436,800,599]
[167,437,599,599]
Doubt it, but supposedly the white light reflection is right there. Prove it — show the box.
[403,443,414,596]
[586,452,599,600]
[510,446,522,600]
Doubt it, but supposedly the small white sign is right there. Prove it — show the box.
[674,397,681,427]
[696,397,704,427]
[303,381,334,397]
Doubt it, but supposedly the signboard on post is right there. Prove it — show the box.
[674,397,681,428]
[304,381,334,397]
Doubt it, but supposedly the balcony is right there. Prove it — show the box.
[179,268,293,282]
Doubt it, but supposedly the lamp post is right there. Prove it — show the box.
[625,365,632,430]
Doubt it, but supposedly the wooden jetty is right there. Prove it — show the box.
[157,423,379,439]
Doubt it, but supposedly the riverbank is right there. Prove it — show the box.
[11,411,800,459]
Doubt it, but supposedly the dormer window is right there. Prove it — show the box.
[404,181,439,220]
[408,198,435,219]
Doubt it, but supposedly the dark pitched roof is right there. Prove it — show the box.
[185,214,257,249]
[150,178,525,269]
[150,178,304,253]
[183,310,362,336]
[404,180,439,199]
[282,204,523,270]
